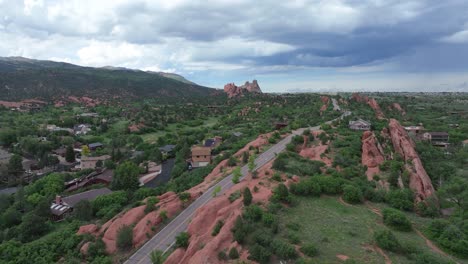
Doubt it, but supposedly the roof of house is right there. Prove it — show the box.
[349,119,371,126]
[159,144,176,153]
[88,142,103,148]
[428,132,449,136]
[62,187,112,207]
[81,155,111,162]
[204,138,216,147]
[191,146,211,156]
[463,139,468,144]
[232,132,243,137]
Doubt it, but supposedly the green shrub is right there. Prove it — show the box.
[243,187,252,206]
[212,220,224,236]
[374,229,401,252]
[116,225,133,251]
[382,208,412,231]
[386,189,414,211]
[289,178,321,197]
[217,250,228,260]
[175,232,190,248]
[300,243,319,257]
[248,244,272,263]
[342,185,363,204]
[229,247,239,259]
[271,239,297,259]
[244,205,263,222]
[228,190,241,203]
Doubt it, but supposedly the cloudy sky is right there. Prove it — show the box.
[1,0,468,92]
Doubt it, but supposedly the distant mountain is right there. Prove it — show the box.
[0,57,216,102]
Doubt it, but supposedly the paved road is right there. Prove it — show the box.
[125,114,349,264]
[331,98,341,111]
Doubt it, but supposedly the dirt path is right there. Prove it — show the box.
[338,196,352,207]
[414,228,460,264]
[364,201,383,217]
[374,245,393,264]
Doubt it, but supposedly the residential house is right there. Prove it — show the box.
[46,125,74,134]
[191,146,212,168]
[463,139,468,147]
[404,125,425,135]
[349,119,371,131]
[204,137,222,149]
[275,122,288,130]
[423,132,450,146]
[50,187,112,221]
[159,144,176,155]
[65,169,113,192]
[88,142,104,151]
[232,132,243,137]
[74,124,92,135]
[80,155,111,169]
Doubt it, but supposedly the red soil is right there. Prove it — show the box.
[361,131,385,180]
[299,131,332,166]
[388,119,436,203]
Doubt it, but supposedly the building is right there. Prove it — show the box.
[232,132,243,137]
[80,155,111,169]
[191,146,212,168]
[349,119,371,131]
[204,137,222,149]
[65,169,113,192]
[404,125,424,135]
[50,187,112,221]
[275,122,288,130]
[88,142,104,151]
[52,147,67,157]
[74,124,92,135]
[463,139,468,147]
[423,132,450,145]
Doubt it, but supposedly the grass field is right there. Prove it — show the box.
[276,196,465,264]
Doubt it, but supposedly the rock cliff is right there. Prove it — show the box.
[361,131,385,180]
[224,80,262,97]
[388,119,436,203]
[351,93,385,119]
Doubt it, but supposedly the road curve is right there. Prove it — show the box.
[125,114,348,264]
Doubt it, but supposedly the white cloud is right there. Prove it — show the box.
[440,29,468,43]
[23,0,43,15]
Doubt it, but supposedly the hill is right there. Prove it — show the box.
[0,57,216,102]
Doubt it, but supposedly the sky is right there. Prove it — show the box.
[1,0,468,92]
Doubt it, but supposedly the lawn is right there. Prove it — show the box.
[276,196,464,263]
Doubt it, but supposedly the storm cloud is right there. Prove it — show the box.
[1,0,467,91]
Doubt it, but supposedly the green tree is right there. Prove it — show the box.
[243,187,252,206]
[232,167,242,184]
[242,151,249,163]
[116,225,133,251]
[111,161,140,191]
[8,154,23,176]
[18,213,48,242]
[74,200,93,221]
[382,208,412,231]
[229,247,239,259]
[439,177,468,214]
[65,145,75,162]
[212,185,221,197]
[248,154,256,173]
[82,145,90,157]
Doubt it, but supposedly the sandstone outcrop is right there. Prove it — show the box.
[299,131,332,167]
[388,119,436,202]
[351,93,385,119]
[391,103,406,115]
[224,80,262,97]
[320,96,330,114]
[361,131,385,180]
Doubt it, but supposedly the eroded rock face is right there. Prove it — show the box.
[320,96,330,114]
[388,119,436,202]
[351,93,385,119]
[224,80,262,97]
[362,131,385,180]
[392,103,406,116]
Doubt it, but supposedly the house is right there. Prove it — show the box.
[74,124,92,135]
[80,155,111,169]
[275,122,288,130]
[232,132,243,137]
[423,132,450,146]
[88,142,104,151]
[65,169,113,192]
[50,187,112,221]
[349,119,371,131]
[191,146,212,168]
[404,125,424,135]
[204,137,222,149]
[46,125,74,134]
[52,147,67,157]
[159,144,176,155]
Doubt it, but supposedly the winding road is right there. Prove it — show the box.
[125,113,350,264]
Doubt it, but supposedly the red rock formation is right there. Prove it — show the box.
[77,192,183,254]
[299,131,332,167]
[392,103,406,116]
[388,119,436,202]
[351,93,385,119]
[361,131,385,180]
[320,96,330,114]
[165,161,276,264]
[224,80,262,98]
